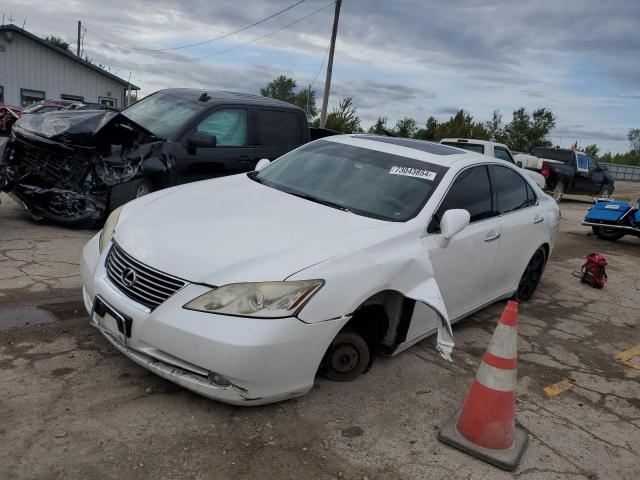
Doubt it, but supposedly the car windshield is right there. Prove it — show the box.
[531,148,572,164]
[121,92,204,138]
[253,140,448,222]
[441,142,484,154]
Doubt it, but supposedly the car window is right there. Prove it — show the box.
[257,109,301,146]
[494,147,515,164]
[525,182,537,207]
[254,140,448,222]
[588,156,598,172]
[197,109,248,146]
[490,165,530,215]
[441,142,484,154]
[428,165,493,233]
[575,152,589,172]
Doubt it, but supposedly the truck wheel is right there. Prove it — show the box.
[552,182,564,202]
[592,226,625,241]
[322,331,370,382]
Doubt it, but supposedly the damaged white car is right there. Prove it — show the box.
[81,135,559,405]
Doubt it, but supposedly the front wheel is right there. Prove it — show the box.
[514,248,546,302]
[592,226,625,241]
[322,331,370,382]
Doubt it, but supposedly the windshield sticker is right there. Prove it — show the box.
[389,166,437,180]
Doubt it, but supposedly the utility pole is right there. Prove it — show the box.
[76,20,81,57]
[319,0,342,128]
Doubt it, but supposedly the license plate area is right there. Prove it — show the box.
[90,295,132,346]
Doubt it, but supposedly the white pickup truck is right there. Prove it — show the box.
[439,138,546,189]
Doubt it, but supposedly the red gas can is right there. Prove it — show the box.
[581,253,607,289]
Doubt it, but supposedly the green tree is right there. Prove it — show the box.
[628,128,640,161]
[368,117,388,134]
[45,35,70,51]
[486,110,506,143]
[434,110,490,140]
[319,97,361,133]
[394,117,418,138]
[260,76,317,120]
[414,116,439,140]
[503,107,555,152]
[584,144,599,157]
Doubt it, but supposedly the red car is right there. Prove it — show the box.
[0,103,22,133]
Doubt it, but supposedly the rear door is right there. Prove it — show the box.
[176,106,256,183]
[253,108,305,162]
[488,165,546,296]
[421,165,501,323]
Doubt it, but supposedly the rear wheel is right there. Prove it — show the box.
[515,248,546,302]
[552,182,564,202]
[323,331,370,382]
[592,226,625,241]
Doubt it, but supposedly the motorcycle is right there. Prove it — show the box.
[582,199,640,241]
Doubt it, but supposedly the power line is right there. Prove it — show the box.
[310,42,331,89]
[84,0,306,52]
[121,2,336,67]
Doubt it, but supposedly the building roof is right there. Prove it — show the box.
[0,24,140,90]
[161,88,304,109]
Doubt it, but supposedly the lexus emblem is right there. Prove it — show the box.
[121,268,137,287]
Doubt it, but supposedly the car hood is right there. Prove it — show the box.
[114,175,398,285]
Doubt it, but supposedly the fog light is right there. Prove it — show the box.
[208,372,231,388]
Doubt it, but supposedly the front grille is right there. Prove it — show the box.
[15,139,88,185]
[106,243,187,310]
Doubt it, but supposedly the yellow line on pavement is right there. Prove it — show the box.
[615,345,640,370]
[543,379,573,397]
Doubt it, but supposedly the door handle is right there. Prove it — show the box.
[533,215,544,224]
[484,232,500,242]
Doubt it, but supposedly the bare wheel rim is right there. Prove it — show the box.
[553,183,563,201]
[135,182,151,198]
[329,344,361,374]
[517,250,545,301]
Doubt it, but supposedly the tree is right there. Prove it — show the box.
[318,97,361,133]
[486,110,506,143]
[260,75,317,120]
[503,107,555,152]
[433,110,490,140]
[629,128,640,160]
[368,117,388,135]
[584,144,599,157]
[394,117,418,138]
[44,35,71,51]
[414,116,438,141]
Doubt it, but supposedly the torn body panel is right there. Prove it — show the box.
[0,110,177,226]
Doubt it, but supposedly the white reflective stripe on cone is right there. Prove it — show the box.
[476,362,517,392]
[487,323,517,359]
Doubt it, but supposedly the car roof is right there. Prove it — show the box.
[324,134,502,170]
[440,138,508,149]
[156,88,303,110]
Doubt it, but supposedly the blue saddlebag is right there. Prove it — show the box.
[585,201,630,222]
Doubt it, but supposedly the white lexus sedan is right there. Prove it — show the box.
[81,135,559,405]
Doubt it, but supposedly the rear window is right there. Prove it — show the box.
[441,142,484,154]
[531,148,572,164]
[257,109,302,146]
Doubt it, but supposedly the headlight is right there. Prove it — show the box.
[98,205,124,253]
[183,280,324,318]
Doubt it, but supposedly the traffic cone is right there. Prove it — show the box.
[437,301,528,471]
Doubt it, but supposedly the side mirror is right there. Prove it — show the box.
[440,209,470,240]
[187,132,217,148]
[255,158,270,172]
[597,165,607,172]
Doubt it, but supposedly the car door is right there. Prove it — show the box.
[587,155,605,194]
[488,164,546,296]
[419,165,501,325]
[253,108,305,161]
[573,152,592,193]
[176,107,256,184]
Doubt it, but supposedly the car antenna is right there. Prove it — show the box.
[199,92,211,102]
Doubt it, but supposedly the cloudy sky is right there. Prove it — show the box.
[3,0,638,152]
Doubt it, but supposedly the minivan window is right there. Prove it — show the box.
[197,109,248,146]
[257,109,301,146]
[490,165,529,215]
[429,165,493,232]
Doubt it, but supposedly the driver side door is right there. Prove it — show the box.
[418,165,501,327]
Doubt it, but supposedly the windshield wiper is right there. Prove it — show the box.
[288,191,350,212]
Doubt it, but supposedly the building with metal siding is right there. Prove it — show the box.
[0,24,139,108]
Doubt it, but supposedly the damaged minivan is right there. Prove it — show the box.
[0,89,316,226]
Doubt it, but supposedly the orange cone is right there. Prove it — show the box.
[437,301,528,471]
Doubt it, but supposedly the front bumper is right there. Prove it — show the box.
[81,235,346,405]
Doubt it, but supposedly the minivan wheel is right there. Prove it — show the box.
[552,182,564,202]
[323,331,370,382]
[514,248,546,302]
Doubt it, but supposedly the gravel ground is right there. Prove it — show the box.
[0,183,639,480]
